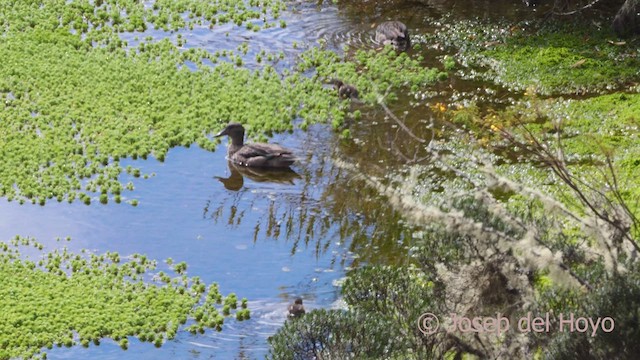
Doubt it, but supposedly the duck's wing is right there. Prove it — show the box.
[235,143,297,168]
[241,143,294,157]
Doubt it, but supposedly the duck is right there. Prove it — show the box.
[288,298,306,318]
[330,79,359,100]
[375,21,410,51]
[215,123,297,168]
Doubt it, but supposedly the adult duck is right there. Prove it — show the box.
[375,21,410,51]
[215,123,297,168]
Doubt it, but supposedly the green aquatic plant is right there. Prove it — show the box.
[0,0,446,205]
[298,46,445,103]
[0,0,286,35]
[427,18,640,95]
[0,236,249,360]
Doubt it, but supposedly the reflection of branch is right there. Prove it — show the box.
[346,99,640,289]
[499,123,640,256]
[376,89,428,144]
[333,157,590,290]
[551,0,602,16]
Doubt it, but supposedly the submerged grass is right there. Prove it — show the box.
[0,236,247,360]
[446,89,640,215]
[427,17,640,95]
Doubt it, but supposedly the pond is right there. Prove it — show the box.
[1,0,546,358]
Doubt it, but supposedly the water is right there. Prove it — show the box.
[2,1,538,358]
[0,122,412,358]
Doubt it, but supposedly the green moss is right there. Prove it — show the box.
[0,236,247,359]
[431,19,640,95]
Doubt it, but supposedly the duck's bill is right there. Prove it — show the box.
[214,129,227,137]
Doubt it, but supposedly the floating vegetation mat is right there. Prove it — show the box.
[0,0,287,34]
[0,236,249,360]
[0,0,444,205]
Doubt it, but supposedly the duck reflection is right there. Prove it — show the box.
[215,161,302,191]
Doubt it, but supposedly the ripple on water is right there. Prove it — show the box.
[131,4,382,72]
[292,6,376,50]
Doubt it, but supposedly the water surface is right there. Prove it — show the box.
[2,1,539,358]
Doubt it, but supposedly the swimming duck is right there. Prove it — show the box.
[288,298,306,318]
[215,123,297,168]
[375,21,410,51]
[330,79,359,100]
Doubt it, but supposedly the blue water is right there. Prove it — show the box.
[0,125,357,359]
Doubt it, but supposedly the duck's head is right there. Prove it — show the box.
[215,123,245,139]
[389,38,409,51]
[328,78,344,87]
[385,32,409,51]
[294,298,303,305]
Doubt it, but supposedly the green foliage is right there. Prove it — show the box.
[270,265,442,359]
[343,265,436,318]
[268,309,397,360]
[0,31,319,203]
[442,55,456,71]
[444,90,640,223]
[0,0,286,34]
[428,18,640,95]
[297,47,446,104]
[0,236,248,359]
[540,269,640,359]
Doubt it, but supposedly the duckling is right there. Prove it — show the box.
[331,79,359,99]
[375,21,410,51]
[215,123,297,168]
[288,298,306,318]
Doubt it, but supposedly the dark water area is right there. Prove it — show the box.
[2,0,547,358]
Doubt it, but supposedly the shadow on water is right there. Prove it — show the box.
[214,162,302,191]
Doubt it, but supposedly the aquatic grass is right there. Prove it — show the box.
[445,89,640,219]
[427,18,640,95]
[0,1,448,204]
[0,236,248,360]
[549,93,640,201]
[297,46,446,129]
[0,0,287,35]
[0,31,334,203]
[298,47,445,100]
[479,32,640,95]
